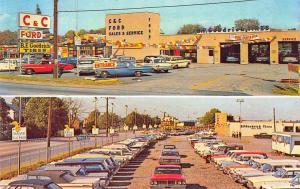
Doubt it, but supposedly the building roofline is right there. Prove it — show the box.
[106,12,160,16]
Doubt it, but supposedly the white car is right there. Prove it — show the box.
[247,168,300,189]
[0,59,18,71]
[162,55,191,68]
[140,56,172,73]
[261,174,300,189]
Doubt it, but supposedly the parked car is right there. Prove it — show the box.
[162,55,191,68]
[76,135,89,141]
[261,174,300,189]
[21,59,74,75]
[59,57,77,68]
[94,56,153,78]
[150,165,186,189]
[25,169,102,189]
[159,149,181,165]
[0,59,18,71]
[247,168,300,189]
[163,145,176,150]
[77,56,100,76]
[0,179,62,189]
[141,56,172,73]
[254,133,272,139]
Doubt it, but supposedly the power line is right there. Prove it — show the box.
[58,0,258,13]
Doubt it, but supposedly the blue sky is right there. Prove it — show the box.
[5,97,300,121]
[0,0,299,34]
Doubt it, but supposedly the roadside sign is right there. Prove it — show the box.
[124,125,129,131]
[149,125,153,129]
[94,61,117,69]
[288,63,299,73]
[19,30,43,40]
[92,128,99,135]
[19,13,51,29]
[74,36,81,46]
[64,125,74,138]
[142,124,147,129]
[19,42,51,54]
[110,128,115,134]
[12,127,27,141]
[133,125,138,130]
[154,124,157,128]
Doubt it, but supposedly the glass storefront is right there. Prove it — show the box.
[249,42,270,64]
[220,43,240,63]
[279,41,300,64]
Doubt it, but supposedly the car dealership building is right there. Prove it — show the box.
[106,12,300,64]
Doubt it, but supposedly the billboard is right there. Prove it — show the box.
[19,13,51,29]
[19,42,51,54]
[19,29,43,40]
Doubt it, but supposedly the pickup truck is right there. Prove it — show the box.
[21,59,74,75]
[94,56,153,78]
[162,55,191,68]
[150,165,186,189]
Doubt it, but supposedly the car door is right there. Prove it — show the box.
[116,62,130,76]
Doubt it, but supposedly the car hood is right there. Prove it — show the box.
[87,172,109,178]
[248,175,280,183]
[70,177,99,184]
[261,182,298,189]
[160,156,180,160]
[151,174,185,181]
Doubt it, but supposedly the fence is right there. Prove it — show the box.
[0,132,135,179]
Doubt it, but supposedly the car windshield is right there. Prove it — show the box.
[47,183,62,189]
[60,172,75,182]
[273,169,286,178]
[162,151,179,156]
[154,167,181,174]
[164,145,175,149]
[77,168,88,176]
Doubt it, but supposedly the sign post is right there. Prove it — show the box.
[287,63,300,94]
[133,125,138,137]
[92,125,99,147]
[124,124,129,138]
[64,125,74,156]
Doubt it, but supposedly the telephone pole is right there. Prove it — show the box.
[53,0,58,78]
[94,97,97,128]
[17,97,22,175]
[273,108,276,132]
[46,98,52,163]
[102,97,115,136]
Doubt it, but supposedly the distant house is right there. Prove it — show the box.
[7,103,19,121]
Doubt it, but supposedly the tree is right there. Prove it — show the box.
[89,28,106,35]
[23,98,68,138]
[177,24,204,34]
[213,24,222,32]
[124,112,161,129]
[0,98,12,140]
[78,29,87,35]
[0,30,18,45]
[235,19,260,31]
[198,108,221,126]
[64,30,75,39]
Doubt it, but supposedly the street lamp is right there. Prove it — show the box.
[236,99,244,138]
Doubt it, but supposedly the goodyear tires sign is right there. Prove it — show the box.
[19,42,51,54]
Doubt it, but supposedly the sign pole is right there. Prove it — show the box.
[17,97,22,175]
[53,0,58,78]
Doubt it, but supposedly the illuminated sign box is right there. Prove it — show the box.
[19,42,51,54]
[19,13,51,29]
[19,29,43,40]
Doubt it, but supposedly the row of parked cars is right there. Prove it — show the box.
[0,133,166,189]
[189,131,300,189]
[2,55,191,77]
[150,144,186,189]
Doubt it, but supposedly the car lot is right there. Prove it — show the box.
[0,64,291,95]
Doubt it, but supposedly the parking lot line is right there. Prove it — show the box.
[191,75,227,90]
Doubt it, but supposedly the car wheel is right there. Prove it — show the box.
[173,65,178,69]
[135,71,142,77]
[78,72,82,76]
[26,69,33,75]
[186,63,190,68]
[100,71,109,78]
[163,70,169,73]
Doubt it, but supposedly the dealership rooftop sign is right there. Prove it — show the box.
[19,13,51,29]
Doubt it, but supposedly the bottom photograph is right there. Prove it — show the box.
[0,96,299,189]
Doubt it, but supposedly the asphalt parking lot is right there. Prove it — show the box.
[108,135,244,189]
[0,63,291,95]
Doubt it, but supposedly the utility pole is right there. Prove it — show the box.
[17,97,22,175]
[68,98,72,156]
[53,0,58,78]
[236,99,244,139]
[106,98,109,137]
[273,108,276,132]
[94,97,97,147]
[46,98,52,163]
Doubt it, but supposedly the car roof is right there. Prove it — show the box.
[9,179,53,186]
[156,165,181,168]
[284,168,300,171]
[234,151,266,155]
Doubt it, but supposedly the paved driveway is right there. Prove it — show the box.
[0,64,290,95]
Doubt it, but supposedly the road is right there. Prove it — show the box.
[107,135,245,189]
[0,64,289,95]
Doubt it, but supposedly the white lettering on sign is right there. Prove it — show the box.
[64,128,74,137]
[19,30,43,40]
[19,13,51,29]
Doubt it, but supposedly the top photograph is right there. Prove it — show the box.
[0,0,299,96]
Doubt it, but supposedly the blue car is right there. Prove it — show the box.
[94,57,153,78]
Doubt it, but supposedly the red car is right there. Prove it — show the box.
[21,59,74,75]
[150,165,186,189]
